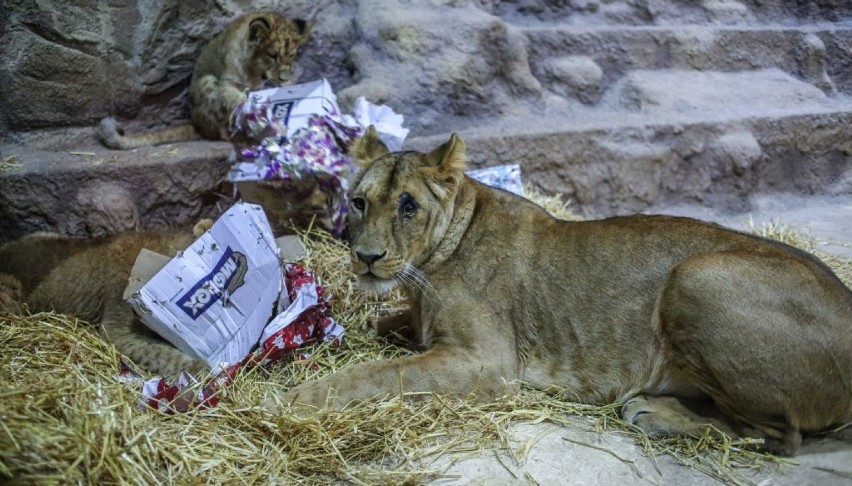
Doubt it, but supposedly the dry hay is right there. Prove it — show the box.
[1,188,849,485]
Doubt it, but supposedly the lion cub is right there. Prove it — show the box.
[98,12,310,149]
[0,229,208,376]
[267,127,852,455]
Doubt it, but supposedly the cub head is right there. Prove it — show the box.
[247,13,311,86]
[347,127,468,295]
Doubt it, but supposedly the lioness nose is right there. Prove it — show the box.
[356,251,386,265]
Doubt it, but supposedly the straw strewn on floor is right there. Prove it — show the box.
[1,189,848,484]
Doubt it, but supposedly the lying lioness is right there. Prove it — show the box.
[268,127,852,455]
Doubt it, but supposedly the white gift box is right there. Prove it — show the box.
[253,78,339,138]
[125,202,283,370]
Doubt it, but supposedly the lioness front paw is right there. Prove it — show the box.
[622,394,739,439]
[622,396,655,425]
[261,389,324,416]
[621,395,682,438]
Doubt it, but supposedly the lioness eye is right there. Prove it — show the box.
[398,193,418,219]
[351,197,366,212]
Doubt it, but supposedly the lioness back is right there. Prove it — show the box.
[470,186,851,401]
[97,12,310,149]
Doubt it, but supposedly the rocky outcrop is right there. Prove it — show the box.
[2,0,850,136]
[0,0,545,136]
[0,0,140,131]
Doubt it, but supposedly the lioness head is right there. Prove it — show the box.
[347,127,468,294]
[247,14,312,85]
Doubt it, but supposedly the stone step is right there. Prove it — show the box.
[406,90,852,219]
[3,74,850,243]
[0,136,232,243]
[602,68,828,114]
[494,1,852,28]
[520,23,852,104]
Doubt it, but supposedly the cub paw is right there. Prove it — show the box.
[0,273,23,315]
[185,358,211,378]
[96,117,125,148]
[132,351,208,378]
[192,219,214,237]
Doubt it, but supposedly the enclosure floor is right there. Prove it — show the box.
[431,419,852,485]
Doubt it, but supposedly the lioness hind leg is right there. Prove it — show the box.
[658,250,852,455]
[622,395,739,438]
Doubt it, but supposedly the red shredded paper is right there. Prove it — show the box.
[136,263,344,413]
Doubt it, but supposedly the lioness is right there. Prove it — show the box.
[268,127,852,455]
[98,12,310,149]
[0,229,207,376]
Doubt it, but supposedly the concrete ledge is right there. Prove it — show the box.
[407,108,852,217]
[0,140,232,243]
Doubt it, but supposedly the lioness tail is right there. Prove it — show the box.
[97,117,202,150]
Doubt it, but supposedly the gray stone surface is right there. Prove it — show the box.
[406,108,852,218]
[542,55,603,104]
[0,138,231,241]
[604,69,826,113]
[430,420,852,485]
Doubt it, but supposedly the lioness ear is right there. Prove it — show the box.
[420,133,467,200]
[349,125,390,170]
[249,17,271,43]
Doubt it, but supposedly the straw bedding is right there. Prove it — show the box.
[1,189,849,485]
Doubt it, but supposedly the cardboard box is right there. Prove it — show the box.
[126,203,283,370]
[258,78,340,137]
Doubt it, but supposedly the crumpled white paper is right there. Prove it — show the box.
[466,164,524,196]
[352,96,409,151]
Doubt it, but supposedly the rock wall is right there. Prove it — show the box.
[2,0,850,135]
[0,0,543,136]
[1,0,851,240]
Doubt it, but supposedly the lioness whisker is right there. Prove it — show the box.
[394,269,423,294]
[400,264,441,303]
[408,267,435,293]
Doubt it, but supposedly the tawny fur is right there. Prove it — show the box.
[268,128,852,455]
[97,12,310,149]
[0,231,206,376]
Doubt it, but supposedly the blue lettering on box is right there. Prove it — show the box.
[176,247,249,319]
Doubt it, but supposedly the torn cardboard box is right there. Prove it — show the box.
[252,78,339,139]
[125,203,305,371]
